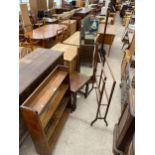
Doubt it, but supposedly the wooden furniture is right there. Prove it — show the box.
[24,24,67,48]
[122,11,133,26]
[113,92,135,154]
[70,41,99,109]
[76,0,84,7]
[20,3,33,33]
[98,17,114,25]
[63,31,80,47]
[97,24,116,56]
[25,24,67,40]
[20,65,72,155]
[73,8,91,18]
[121,49,131,80]
[51,43,79,73]
[91,55,116,126]
[70,71,91,109]
[113,51,135,155]
[19,48,63,146]
[71,8,91,30]
[19,46,32,59]
[121,35,135,80]
[60,20,77,35]
[43,17,58,24]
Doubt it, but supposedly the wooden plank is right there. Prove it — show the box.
[48,108,70,148]
[22,69,68,114]
[45,97,69,141]
[20,107,51,155]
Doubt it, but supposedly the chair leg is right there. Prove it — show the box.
[71,92,77,111]
[85,83,89,98]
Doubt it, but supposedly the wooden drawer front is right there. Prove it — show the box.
[70,21,77,35]
[64,58,77,73]
[118,104,130,137]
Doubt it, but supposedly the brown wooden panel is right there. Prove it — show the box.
[20,107,51,155]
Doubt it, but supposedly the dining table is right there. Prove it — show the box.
[25,24,67,47]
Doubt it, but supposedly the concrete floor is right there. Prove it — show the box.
[20,13,125,155]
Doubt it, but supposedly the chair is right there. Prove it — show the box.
[69,42,99,110]
[58,19,71,37]
[55,27,66,43]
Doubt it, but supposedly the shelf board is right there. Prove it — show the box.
[45,97,69,141]
[40,84,69,128]
[48,108,70,148]
[23,69,68,114]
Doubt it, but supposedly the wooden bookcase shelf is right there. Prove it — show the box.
[20,65,72,155]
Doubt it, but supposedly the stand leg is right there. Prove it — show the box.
[108,45,112,56]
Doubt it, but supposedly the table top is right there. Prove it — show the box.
[63,31,80,47]
[25,24,66,40]
[51,43,78,61]
[19,48,63,103]
[98,24,116,35]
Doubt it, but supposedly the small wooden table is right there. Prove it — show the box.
[51,43,79,73]
[97,24,116,56]
[63,31,80,47]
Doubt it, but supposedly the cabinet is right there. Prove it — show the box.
[20,65,72,155]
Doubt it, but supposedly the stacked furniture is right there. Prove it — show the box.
[19,48,63,146]
[113,33,135,155]
[20,65,72,155]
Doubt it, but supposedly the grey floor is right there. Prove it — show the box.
[20,13,125,155]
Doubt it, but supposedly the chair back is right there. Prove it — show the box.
[20,4,33,33]
[59,19,71,37]
[56,28,65,43]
